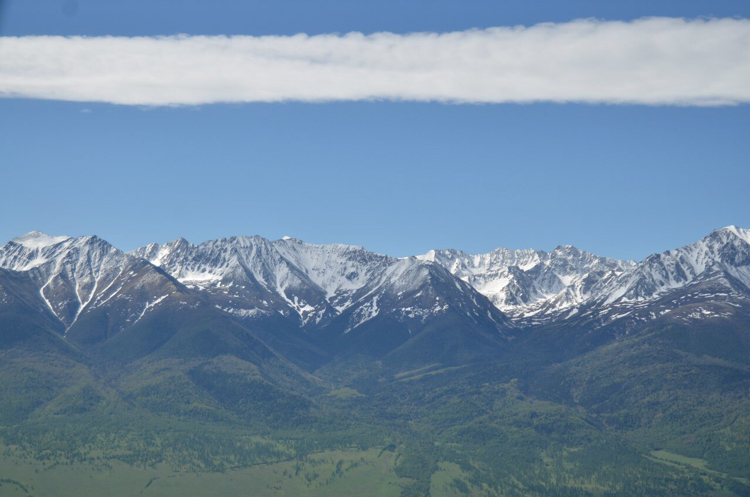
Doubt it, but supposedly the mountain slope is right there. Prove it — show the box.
[422,227,750,336]
[133,235,514,366]
[599,226,750,304]
[0,232,198,341]
[0,267,68,351]
[0,232,318,375]
[561,226,750,337]
[419,244,635,323]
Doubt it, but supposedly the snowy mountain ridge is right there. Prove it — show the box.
[598,225,750,304]
[419,226,750,324]
[418,244,636,320]
[0,234,189,332]
[130,235,510,334]
[1,226,747,336]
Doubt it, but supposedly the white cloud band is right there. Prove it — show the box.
[1,17,749,106]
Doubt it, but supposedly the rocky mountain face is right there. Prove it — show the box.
[561,225,750,337]
[421,226,750,331]
[131,235,513,364]
[0,231,185,333]
[599,225,750,304]
[1,226,748,366]
[0,231,514,367]
[418,245,635,322]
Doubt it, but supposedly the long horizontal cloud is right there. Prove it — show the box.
[1,17,749,106]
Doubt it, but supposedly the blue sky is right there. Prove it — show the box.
[1,0,749,260]
[2,0,749,37]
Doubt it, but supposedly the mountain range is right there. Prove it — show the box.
[1,226,748,360]
[0,226,748,496]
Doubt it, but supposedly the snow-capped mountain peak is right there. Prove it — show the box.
[1,232,117,272]
[722,225,750,245]
[419,245,634,319]
[128,235,511,335]
[0,233,192,331]
[11,230,71,249]
[600,225,750,305]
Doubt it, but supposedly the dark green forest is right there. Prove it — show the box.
[1,307,748,497]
